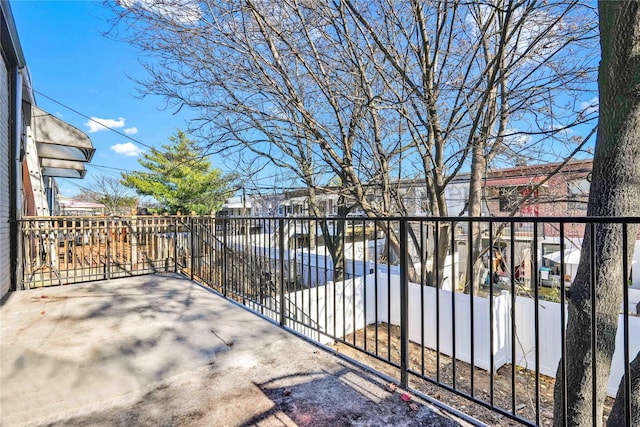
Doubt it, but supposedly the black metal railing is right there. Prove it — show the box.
[18,215,640,426]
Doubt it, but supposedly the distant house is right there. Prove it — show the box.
[451,160,594,288]
[218,196,251,217]
[1,2,95,296]
[58,197,105,216]
[224,160,593,219]
[478,160,591,217]
[219,159,640,288]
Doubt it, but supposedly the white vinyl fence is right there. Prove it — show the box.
[274,272,640,398]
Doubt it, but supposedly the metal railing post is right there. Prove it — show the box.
[130,212,138,272]
[279,218,285,326]
[105,219,111,280]
[174,218,178,273]
[223,219,228,297]
[208,217,214,285]
[190,216,195,280]
[622,223,631,426]
[399,219,409,389]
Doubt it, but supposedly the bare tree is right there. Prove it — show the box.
[107,0,419,280]
[552,2,640,425]
[342,0,598,291]
[76,175,138,215]
[107,0,597,288]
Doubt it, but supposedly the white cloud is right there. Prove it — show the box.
[111,142,143,157]
[580,97,599,116]
[119,0,201,23]
[85,117,126,133]
[505,129,531,148]
[124,127,139,135]
[551,124,573,136]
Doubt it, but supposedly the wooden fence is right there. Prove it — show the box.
[19,215,201,288]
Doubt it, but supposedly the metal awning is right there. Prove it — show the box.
[40,158,88,179]
[32,106,95,178]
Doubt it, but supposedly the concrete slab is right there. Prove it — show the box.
[1,274,472,426]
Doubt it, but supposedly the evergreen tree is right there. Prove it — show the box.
[121,130,236,214]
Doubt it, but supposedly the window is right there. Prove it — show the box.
[327,198,336,215]
[542,243,561,274]
[418,190,429,214]
[567,179,590,211]
[498,186,538,215]
[499,188,517,212]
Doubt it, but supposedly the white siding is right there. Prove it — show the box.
[0,55,11,297]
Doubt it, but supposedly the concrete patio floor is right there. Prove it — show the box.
[0,273,475,426]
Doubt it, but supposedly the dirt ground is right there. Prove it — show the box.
[332,323,613,426]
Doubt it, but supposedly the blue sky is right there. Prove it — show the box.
[11,0,217,197]
[10,1,597,199]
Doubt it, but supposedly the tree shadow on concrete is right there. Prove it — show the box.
[241,368,462,427]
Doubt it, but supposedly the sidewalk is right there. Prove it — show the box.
[1,273,472,426]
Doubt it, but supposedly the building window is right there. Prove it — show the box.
[417,190,429,214]
[499,186,538,215]
[567,179,590,211]
[542,243,561,275]
[327,198,336,215]
[499,188,516,212]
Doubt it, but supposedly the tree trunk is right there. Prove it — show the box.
[315,220,346,283]
[466,143,486,294]
[553,2,640,425]
[386,224,418,283]
[607,350,640,426]
[434,188,452,289]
